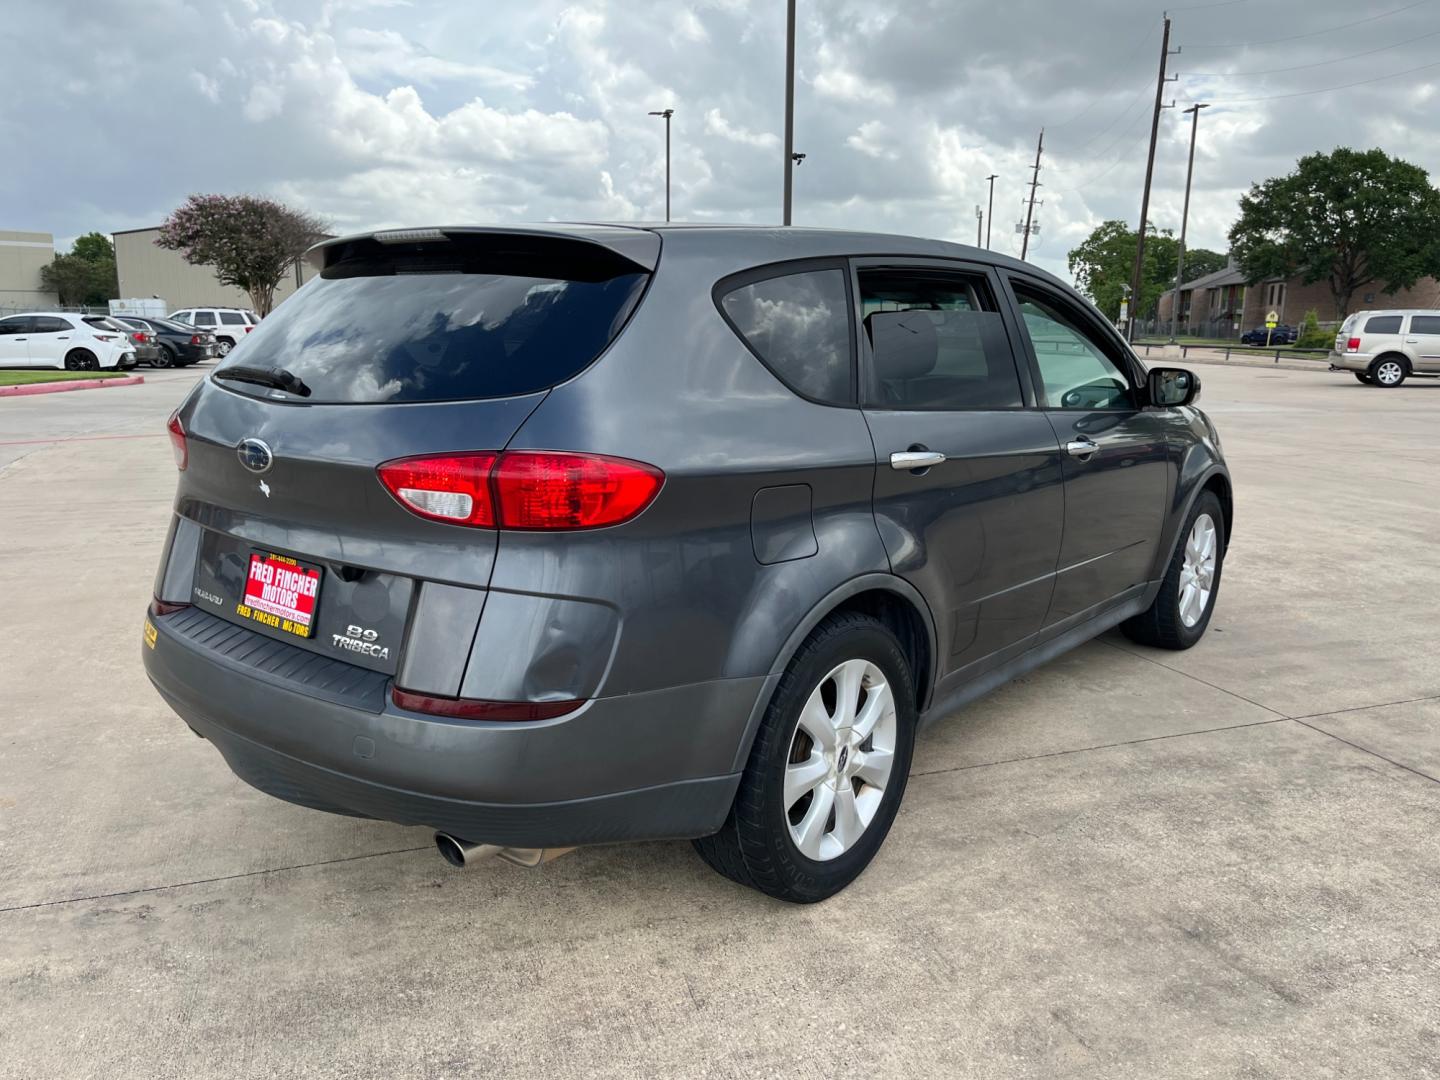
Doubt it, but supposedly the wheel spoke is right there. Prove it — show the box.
[784,755,829,808]
[792,783,835,860]
[831,785,865,851]
[851,677,893,741]
[853,746,894,789]
[834,660,864,727]
[797,686,838,750]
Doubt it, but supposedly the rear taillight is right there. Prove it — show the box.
[377,451,663,531]
[391,687,582,722]
[245,325,254,333]
[167,411,187,470]
[150,597,190,616]
[1346,337,1361,353]
[94,334,117,342]
[188,335,201,345]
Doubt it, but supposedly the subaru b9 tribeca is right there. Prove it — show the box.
[143,224,1231,902]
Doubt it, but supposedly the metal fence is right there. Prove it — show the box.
[0,302,111,317]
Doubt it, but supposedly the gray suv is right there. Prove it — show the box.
[143,224,1231,902]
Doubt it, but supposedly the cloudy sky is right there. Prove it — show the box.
[5,0,1439,282]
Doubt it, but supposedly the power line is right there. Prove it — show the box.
[1050,23,1160,130]
[1181,0,1432,48]
[1185,27,1440,76]
[1058,76,1154,154]
[1169,0,1252,10]
[1204,57,1440,103]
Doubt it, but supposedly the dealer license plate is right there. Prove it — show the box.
[237,551,323,639]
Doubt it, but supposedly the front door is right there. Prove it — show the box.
[1003,277,1169,626]
[0,316,31,367]
[1405,313,1440,373]
[856,261,1066,678]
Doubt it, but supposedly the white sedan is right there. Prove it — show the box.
[0,312,137,370]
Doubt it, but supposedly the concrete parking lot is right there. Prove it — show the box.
[2,363,1438,1079]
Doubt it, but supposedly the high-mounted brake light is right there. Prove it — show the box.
[1346,337,1362,353]
[376,451,663,531]
[391,687,582,722]
[167,411,188,471]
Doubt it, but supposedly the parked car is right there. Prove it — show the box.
[167,307,259,356]
[142,224,1232,902]
[113,316,219,368]
[1240,324,1297,346]
[1330,309,1440,386]
[109,317,161,366]
[0,312,136,370]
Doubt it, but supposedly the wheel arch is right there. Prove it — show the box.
[727,574,938,774]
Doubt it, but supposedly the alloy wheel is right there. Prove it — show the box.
[1375,360,1404,386]
[784,658,897,862]
[1178,513,1218,628]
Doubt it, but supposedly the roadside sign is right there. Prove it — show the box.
[1266,310,1279,328]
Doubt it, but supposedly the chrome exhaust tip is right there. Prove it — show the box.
[434,833,575,870]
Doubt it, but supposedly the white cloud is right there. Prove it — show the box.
[705,108,779,150]
[339,28,534,90]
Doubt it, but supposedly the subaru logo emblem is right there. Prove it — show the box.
[237,438,273,474]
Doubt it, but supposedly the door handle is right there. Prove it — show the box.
[1405,337,1420,343]
[1066,437,1099,458]
[890,450,946,471]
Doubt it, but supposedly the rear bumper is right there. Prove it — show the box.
[142,606,754,846]
[1329,352,1371,372]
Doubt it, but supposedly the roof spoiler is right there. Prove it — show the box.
[305,224,661,275]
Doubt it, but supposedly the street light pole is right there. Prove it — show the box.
[647,108,674,221]
[985,173,998,249]
[1169,102,1209,342]
[782,0,796,225]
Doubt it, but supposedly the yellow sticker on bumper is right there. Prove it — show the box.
[144,619,158,650]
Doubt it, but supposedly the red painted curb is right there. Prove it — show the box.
[0,375,145,398]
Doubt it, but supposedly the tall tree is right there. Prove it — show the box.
[157,195,328,315]
[40,232,119,306]
[1228,148,1440,318]
[1068,220,1225,323]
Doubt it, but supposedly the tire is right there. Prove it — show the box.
[1353,371,1372,384]
[693,612,917,903]
[63,349,99,371]
[152,345,175,369]
[1122,490,1225,650]
[1370,356,1408,387]
[216,338,234,357]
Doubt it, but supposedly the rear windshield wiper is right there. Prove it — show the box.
[213,365,312,398]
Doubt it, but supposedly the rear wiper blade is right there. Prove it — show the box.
[213,365,312,398]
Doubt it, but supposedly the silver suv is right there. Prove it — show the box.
[1331,309,1440,386]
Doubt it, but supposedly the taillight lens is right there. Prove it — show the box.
[189,335,201,345]
[377,453,498,526]
[376,451,663,531]
[391,687,582,722]
[1346,337,1361,353]
[167,411,188,470]
[493,451,664,530]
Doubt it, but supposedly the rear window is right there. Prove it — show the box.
[213,241,649,404]
[1365,315,1403,334]
[82,316,124,331]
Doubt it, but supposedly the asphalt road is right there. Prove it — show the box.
[2,364,1438,1079]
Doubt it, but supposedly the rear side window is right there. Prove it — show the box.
[859,269,1021,410]
[1409,315,1440,335]
[718,268,853,404]
[214,240,650,404]
[219,311,245,325]
[34,316,73,332]
[1365,315,1403,334]
[193,311,217,325]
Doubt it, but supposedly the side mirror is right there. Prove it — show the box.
[1148,366,1200,408]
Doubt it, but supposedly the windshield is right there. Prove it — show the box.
[213,264,647,404]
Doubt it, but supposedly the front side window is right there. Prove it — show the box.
[1409,315,1440,335]
[1013,285,1135,411]
[858,269,1022,410]
[1365,315,1403,334]
[0,316,30,335]
[719,267,853,404]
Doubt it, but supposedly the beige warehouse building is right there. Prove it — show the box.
[0,230,59,312]
[113,227,310,313]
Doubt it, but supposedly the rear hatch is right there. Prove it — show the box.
[173,227,655,675]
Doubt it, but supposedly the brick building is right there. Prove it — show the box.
[1158,260,1440,337]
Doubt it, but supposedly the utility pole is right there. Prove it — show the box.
[647,108,674,221]
[1127,14,1179,340]
[985,173,998,249]
[1169,102,1209,342]
[1020,129,1044,261]
[976,204,984,246]
[782,0,796,225]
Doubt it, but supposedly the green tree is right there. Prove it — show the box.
[157,194,328,315]
[1228,148,1440,318]
[39,232,119,306]
[1068,220,1225,322]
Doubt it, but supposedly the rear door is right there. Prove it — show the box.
[27,316,77,365]
[856,259,1065,678]
[1405,314,1440,372]
[175,230,654,673]
[1002,275,1169,626]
